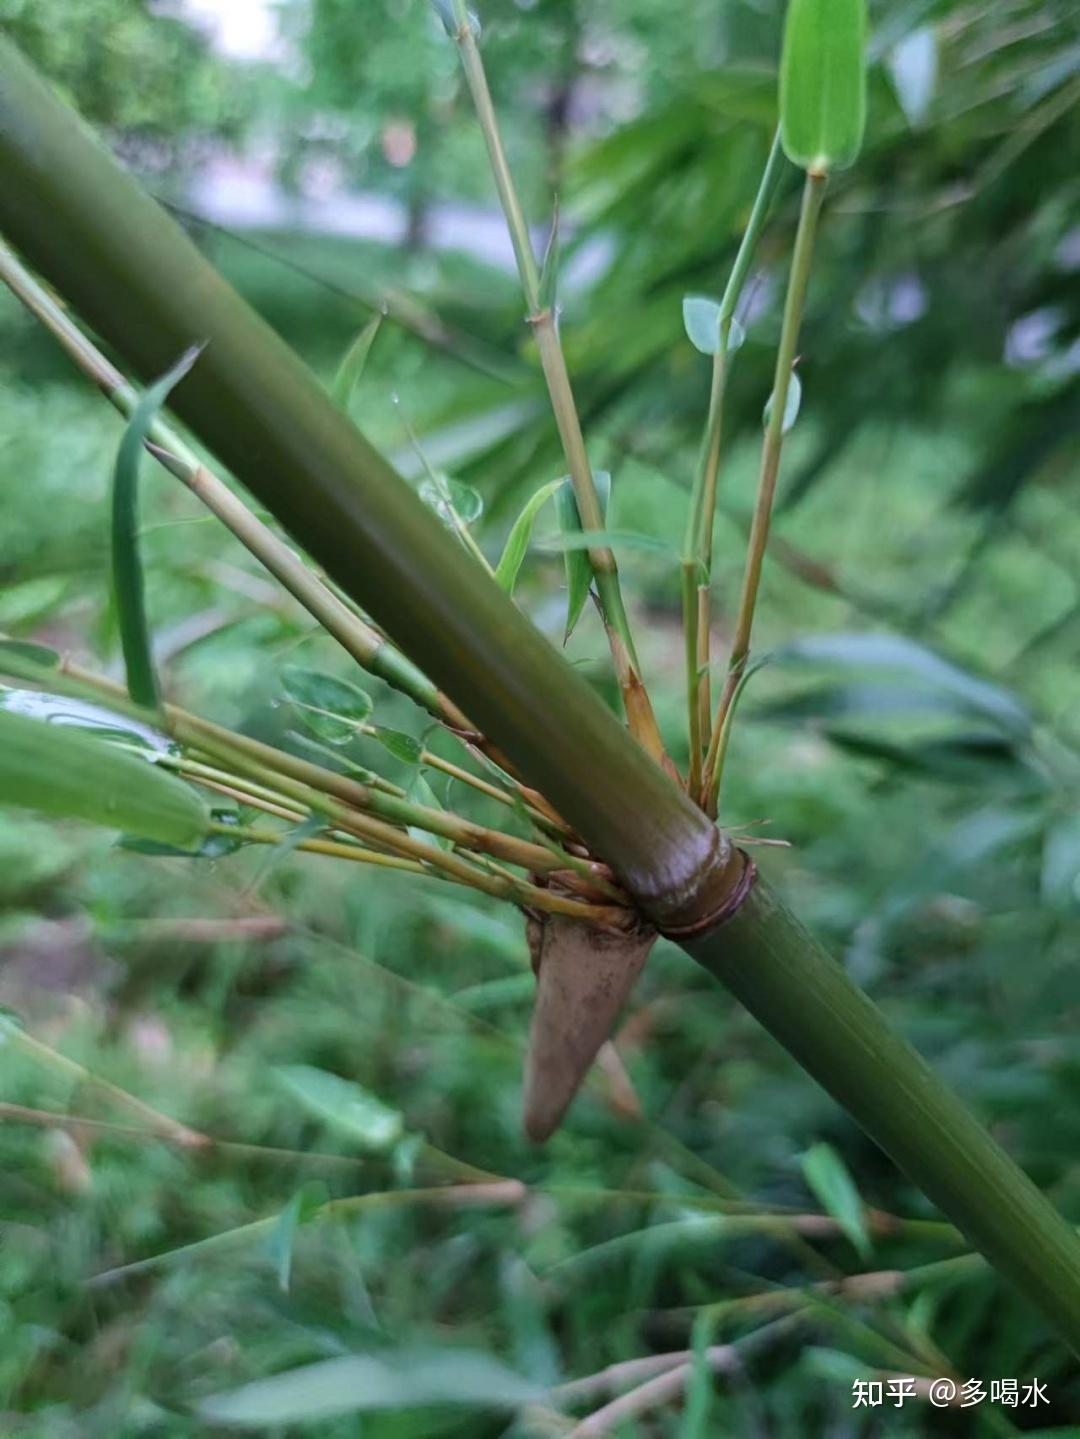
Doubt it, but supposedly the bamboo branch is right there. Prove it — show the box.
[445,1,668,763]
[4,40,1080,1346]
[703,169,826,810]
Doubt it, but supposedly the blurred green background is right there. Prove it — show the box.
[1,0,1079,1432]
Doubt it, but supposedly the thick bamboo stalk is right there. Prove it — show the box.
[2,40,1079,1347]
[691,884,1080,1345]
[0,37,733,931]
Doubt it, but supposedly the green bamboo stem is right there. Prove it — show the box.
[690,881,1080,1348]
[703,170,826,810]
[4,40,1080,1345]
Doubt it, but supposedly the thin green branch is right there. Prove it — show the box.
[682,129,786,793]
[703,169,826,811]
[446,0,667,761]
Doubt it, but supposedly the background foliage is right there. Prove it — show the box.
[0,0,1078,1432]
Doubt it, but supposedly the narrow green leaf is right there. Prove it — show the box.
[247,813,325,891]
[281,666,373,745]
[554,471,610,642]
[763,368,802,434]
[801,1141,871,1258]
[0,708,209,849]
[494,480,562,595]
[1041,813,1080,911]
[772,632,1032,737]
[0,639,59,670]
[408,771,453,850]
[112,346,200,709]
[195,1349,543,1426]
[540,528,677,560]
[780,0,868,173]
[331,311,382,413]
[273,1064,403,1152]
[538,200,560,311]
[264,1182,326,1293]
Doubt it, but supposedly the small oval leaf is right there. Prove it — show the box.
[763,368,802,434]
[419,475,484,526]
[281,667,373,745]
[683,295,722,355]
[373,726,423,765]
[780,0,868,173]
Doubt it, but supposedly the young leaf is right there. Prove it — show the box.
[372,726,423,765]
[683,296,722,355]
[273,1064,403,1152]
[112,346,201,709]
[196,1349,542,1426]
[554,471,610,642]
[281,666,373,745]
[408,771,453,850]
[0,708,209,849]
[419,475,484,527]
[264,1182,326,1293]
[780,0,868,173]
[801,1141,871,1257]
[763,368,802,434]
[538,199,561,312]
[332,311,382,413]
[494,478,562,593]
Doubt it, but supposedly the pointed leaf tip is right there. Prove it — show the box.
[113,345,202,711]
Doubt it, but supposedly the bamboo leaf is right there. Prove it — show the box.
[281,666,373,745]
[195,1349,542,1426]
[0,707,209,849]
[0,639,59,670]
[683,297,746,358]
[372,726,423,765]
[772,632,1032,737]
[331,311,383,413]
[419,475,484,527]
[273,1064,404,1152]
[494,479,562,594]
[780,0,868,173]
[554,471,610,642]
[263,1182,326,1294]
[538,199,561,311]
[112,346,201,709]
[801,1141,871,1258]
[540,528,678,560]
[763,368,803,434]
